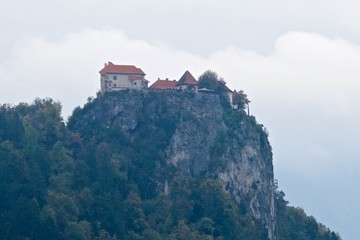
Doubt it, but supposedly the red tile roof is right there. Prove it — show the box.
[176,70,198,86]
[99,62,145,75]
[149,79,178,89]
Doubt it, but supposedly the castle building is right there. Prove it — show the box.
[148,78,178,90]
[149,70,198,91]
[99,63,233,105]
[99,62,148,92]
[176,70,198,90]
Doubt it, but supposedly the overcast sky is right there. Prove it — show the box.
[0,1,359,239]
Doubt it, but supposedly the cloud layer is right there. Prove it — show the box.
[0,28,359,239]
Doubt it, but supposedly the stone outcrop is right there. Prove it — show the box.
[79,90,276,239]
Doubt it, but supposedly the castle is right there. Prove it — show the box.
[99,62,149,92]
[99,62,233,103]
[99,62,199,92]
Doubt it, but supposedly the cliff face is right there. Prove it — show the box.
[71,90,276,239]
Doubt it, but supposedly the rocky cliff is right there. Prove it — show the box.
[69,90,276,239]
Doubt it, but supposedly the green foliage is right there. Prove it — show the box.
[198,70,221,90]
[232,90,250,111]
[198,70,229,94]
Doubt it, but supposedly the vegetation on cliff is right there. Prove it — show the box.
[0,94,341,240]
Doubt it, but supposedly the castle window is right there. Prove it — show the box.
[134,82,137,85]
[113,75,117,80]
[114,84,117,87]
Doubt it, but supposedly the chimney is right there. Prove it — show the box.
[104,63,107,67]
[158,78,160,80]
[166,78,169,81]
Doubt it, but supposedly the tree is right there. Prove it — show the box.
[198,70,221,91]
[169,178,194,223]
[175,220,196,240]
[232,90,250,111]
[124,192,149,234]
[197,217,215,235]
[198,70,227,93]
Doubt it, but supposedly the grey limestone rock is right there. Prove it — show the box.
[81,90,276,239]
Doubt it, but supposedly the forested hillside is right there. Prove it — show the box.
[0,93,341,240]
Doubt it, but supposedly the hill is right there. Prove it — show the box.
[0,91,341,239]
